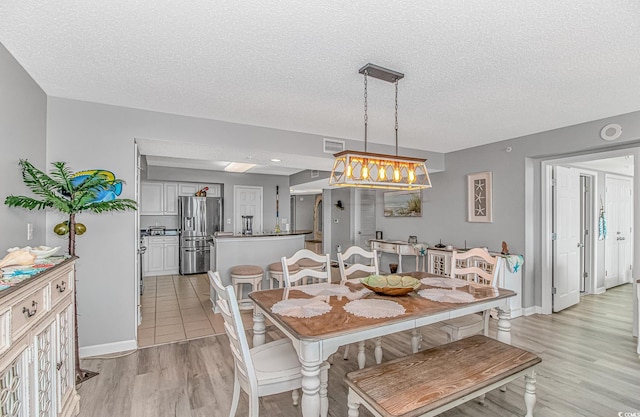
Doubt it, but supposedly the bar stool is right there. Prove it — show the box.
[230,265,264,310]
[296,258,325,284]
[268,262,301,289]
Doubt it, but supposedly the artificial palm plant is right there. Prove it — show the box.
[4,159,137,384]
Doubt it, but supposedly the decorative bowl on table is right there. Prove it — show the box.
[360,274,421,296]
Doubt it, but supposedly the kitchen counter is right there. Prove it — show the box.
[140,228,178,237]
[214,230,311,238]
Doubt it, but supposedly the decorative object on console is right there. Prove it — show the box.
[0,247,37,268]
[329,63,431,190]
[4,159,137,384]
[467,171,493,223]
[501,241,509,255]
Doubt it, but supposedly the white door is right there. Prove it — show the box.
[351,189,376,250]
[234,186,263,234]
[605,175,633,288]
[553,166,581,312]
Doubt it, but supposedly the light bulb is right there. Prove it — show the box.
[393,167,401,182]
[408,169,415,183]
[362,165,369,180]
[378,166,386,180]
[346,165,352,178]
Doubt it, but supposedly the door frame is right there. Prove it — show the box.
[233,185,263,234]
[604,173,634,289]
[541,149,632,314]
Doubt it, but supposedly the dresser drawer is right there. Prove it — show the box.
[51,271,73,306]
[374,242,397,253]
[11,286,47,340]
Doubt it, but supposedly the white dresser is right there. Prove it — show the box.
[426,248,523,318]
[0,258,80,417]
[370,239,424,273]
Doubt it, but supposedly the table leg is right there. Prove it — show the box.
[411,329,421,353]
[301,363,321,417]
[374,337,382,364]
[496,306,511,345]
[252,309,266,347]
[357,341,366,369]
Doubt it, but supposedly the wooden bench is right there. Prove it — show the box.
[345,335,541,417]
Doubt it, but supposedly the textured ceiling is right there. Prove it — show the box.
[2,1,640,155]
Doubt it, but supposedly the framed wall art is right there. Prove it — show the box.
[467,171,492,222]
[383,190,422,217]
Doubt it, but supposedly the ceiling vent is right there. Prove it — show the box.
[310,170,319,178]
[323,138,345,154]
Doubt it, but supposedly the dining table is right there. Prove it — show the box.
[248,271,516,417]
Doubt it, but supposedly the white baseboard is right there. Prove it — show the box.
[523,306,542,316]
[595,287,606,295]
[79,339,137,359]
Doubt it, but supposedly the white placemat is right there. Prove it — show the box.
[293,283,352,297]
[271,299,332,318]
[420,277,469,289]
[343,299,405,319]
[417,288,476,303]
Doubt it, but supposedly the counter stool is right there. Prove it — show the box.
[230,265,264,310]
[268,262,301,289]
[297,258,325,284]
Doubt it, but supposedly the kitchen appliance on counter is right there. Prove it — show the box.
[179,196,223,274]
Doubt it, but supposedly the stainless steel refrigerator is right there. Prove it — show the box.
[179,196,223,274]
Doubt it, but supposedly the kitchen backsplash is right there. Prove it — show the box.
[140,215,179,229]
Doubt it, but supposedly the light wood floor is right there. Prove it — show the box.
[79,284,640,417]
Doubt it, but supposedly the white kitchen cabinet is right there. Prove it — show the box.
[178,183,221,197]
[140,182,179,215]
[143,236,179,276]
[0,259,79,417]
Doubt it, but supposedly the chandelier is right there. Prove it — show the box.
[329,63,431,190]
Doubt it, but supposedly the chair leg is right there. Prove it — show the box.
[229,373,240,417]
[357,341,366,369]
[374,337,383,364]
[320,367,329,417]
[291,389,300,406]
[411,329,421,353]
[524,370,537,417]
[347,389,361,417]
[248,394,260,417]
[477,393,486,405]
[343,344,350,360]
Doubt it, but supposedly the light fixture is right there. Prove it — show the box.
[329,63,431,190]
[224,162,256,173]
[270,158,282,162]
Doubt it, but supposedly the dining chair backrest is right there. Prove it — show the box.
[208,271,257,393]
[450,248,503,286]
[337,246,379,284]
[281,249,331,287]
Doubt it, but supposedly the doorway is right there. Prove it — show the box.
[234,185,263,234]
[542,150,635,314]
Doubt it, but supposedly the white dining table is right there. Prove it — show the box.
[248,272,516,417]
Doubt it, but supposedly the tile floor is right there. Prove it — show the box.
[137,273,255,347]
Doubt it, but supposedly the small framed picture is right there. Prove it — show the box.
[467,171,492,223]
[383,190,422,217]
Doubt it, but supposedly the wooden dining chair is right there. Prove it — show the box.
[281,249,331,287]
[208,271,329,417]
[440,248,503,342]
[337,246,383,369]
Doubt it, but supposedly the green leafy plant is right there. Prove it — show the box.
[4,159,137,384]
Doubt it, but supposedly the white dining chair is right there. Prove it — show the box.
[281,249,331,287]
[208,271,329,417]
[439,248,503,341]
[337,246,383,369]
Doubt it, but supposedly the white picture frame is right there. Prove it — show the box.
[467,171,493,223]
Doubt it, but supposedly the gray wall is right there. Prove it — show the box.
[376,111,640,310]
[0,44,47,251]
[330,188,352,259]
[145,167,290,233]
[292,194,317,235]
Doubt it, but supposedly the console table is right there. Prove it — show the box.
[369,239,424,273]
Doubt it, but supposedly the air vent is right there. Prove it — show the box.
[311,170,319,178]
[323,138,345,154]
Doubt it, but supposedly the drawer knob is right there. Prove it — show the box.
[23,301,38,318]
[56,282,67,293]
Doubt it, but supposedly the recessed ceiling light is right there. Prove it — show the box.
[270,158,282,162]
[225,162,256,173]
